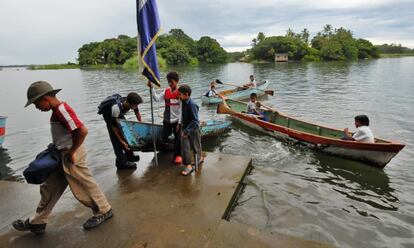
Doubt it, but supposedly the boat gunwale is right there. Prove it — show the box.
[120,120,231,128]
[221,99,405,152]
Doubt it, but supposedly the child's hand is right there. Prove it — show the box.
[68,151,76,164]
[121,140,130,150]
[181,132,188,138]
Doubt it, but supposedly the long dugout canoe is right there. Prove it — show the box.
[217,99,405,168]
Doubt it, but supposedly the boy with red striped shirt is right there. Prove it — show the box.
[13,81,112,235]
[147,71,182,164]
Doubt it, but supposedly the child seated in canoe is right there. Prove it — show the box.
[204,82,218,98]
[247,93,268,121]
[243,75,257,88]
[343,115,375,143]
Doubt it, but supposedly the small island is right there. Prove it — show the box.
[27,25,414,70]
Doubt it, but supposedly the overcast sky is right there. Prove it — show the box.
[1,0,413,65]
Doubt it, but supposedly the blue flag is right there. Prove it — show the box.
[137,0,161,87]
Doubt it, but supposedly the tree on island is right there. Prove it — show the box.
[248,24,379,62]
[375,43,414,54]
[77,28,228,68]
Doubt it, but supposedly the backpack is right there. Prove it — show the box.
[97,94,124,116]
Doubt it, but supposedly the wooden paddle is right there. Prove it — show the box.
[215,79,274,96]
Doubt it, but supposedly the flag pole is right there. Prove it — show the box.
[149,86,158,165]
[136,0,161,165]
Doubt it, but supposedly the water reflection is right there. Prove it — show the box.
[0,148,20,181]
[311,153,398,211]
[230,119,399,212]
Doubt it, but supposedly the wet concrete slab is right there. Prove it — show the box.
[0,152,331,248]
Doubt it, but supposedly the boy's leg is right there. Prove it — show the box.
[189,130,202,162]
[13,169,67,235]
[104,119,131,167]
[181,134,191,165]
[29,169,68,225]
[62,146,112,216]
[162,121,173,142]
[171,122,182,157]
[62,146,113,230]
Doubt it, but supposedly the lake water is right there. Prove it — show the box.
[1,58,414,247]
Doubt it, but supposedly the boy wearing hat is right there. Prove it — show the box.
[13,81,112,235]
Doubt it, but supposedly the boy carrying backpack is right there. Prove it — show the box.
[98,93,143,169]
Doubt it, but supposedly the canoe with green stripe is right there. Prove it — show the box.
[201,80,269,105]
[217,99,405,168]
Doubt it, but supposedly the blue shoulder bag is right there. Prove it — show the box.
[23,144,62,184]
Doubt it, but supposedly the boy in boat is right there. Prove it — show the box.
[15,81,112,235]
[247,93,269,121]
[247,93,263,116]
[243,75,257,88]
[343,115,375,143]
[98,93,143,169]
[204,81,218,98]
[147,71,182,164]
[177,84,203,176]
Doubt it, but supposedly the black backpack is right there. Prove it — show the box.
[97,94,124,116]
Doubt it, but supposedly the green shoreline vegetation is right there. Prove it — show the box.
[25,25,413,70]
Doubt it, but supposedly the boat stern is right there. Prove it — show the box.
[0,116,6,147]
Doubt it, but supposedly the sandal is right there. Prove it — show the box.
[181,166,194,176]
[198,157,205,164]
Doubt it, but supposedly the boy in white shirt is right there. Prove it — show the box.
[343,115,375,143]
[243,75,257,88]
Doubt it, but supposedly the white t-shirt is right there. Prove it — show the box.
[247,101,256,113]
[111,104,121,118]
[151,88,181,123]
[353,126,375,143]
[250,80,257,88]
[206,89,218,97]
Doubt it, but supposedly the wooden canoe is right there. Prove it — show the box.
[217,99,405,168]
[0,116,6,147]
[119,119,231,152]
[201,80,269,105]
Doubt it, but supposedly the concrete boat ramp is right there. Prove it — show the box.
[0,152,330,248]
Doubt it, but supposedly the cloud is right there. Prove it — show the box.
[0,0,413,65]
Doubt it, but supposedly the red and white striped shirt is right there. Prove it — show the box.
[50,102,84,149]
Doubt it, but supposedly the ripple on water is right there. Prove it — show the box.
[1,59,414,247]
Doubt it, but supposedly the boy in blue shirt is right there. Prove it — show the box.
[177,85,203,176]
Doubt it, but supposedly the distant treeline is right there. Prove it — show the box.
[77,29,227,68]
[72,26,413,69]
[375,43,414,54]
[237,24,380,62]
